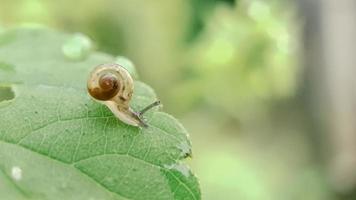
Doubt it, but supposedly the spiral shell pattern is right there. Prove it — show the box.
[87,63,134,104]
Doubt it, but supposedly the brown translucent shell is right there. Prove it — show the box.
[88,74,119,100]
[87,63,134,103]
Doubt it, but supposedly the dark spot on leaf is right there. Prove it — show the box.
[183,152,192,159]
[0,86,15,102]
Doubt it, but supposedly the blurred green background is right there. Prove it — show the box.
[2,0,356,199]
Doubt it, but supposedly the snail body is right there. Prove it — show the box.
[87,63,159,128]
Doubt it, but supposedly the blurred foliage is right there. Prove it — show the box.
[186,0,235,42]
[175,0,299,119]
[0,0,299,118]
[0,0,337,199]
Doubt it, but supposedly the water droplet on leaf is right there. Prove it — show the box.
[11,166,22,181]
[62,33,92,61]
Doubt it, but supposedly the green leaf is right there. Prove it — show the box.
[0,27,200,200]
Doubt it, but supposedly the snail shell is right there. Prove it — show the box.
[87,63,147,127]
[87,63,133,106]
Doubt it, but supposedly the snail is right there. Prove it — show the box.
[87,63,160,128]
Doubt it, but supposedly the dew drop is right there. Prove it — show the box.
[62,33,92,61]
[11,166,22,181]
